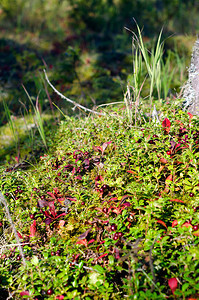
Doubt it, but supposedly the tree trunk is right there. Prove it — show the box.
[183,38,199,116]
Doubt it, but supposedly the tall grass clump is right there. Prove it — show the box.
[2,99,19,155]
[22,85,47,149]
[125,23,184,124]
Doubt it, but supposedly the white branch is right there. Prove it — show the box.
[44,69,106,116]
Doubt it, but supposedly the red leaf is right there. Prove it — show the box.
[172,220,178,227]
[57,197,66,205]
[29,220,36,237]
[168,277,178,294]
[76,239,87,247]
[165,174,172,182]
[160,158,168,164]
[97,253,108,260]
[101,141,112,155]
[17,231,23,239]
[20,291,30,297]
[170,199,184,204]
[156,219,167,229]
[54,212,66,219]
[87,239,95,245]
[187,112,193,120]
[47,192,57,199]
[56,295,65,300]
[162,118,171,133]
[127,170,137,174]
[182,222,193,228]
[175,119,184,126]
[48,201,56,218]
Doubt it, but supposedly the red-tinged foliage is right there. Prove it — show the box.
[95,175,104,182]
[181,222,193,228]
[193,231,199,237]
[160,158,168,164]
[175,120,184,126]
[17,231,23,239]
[20,291,30,297]
[76,239,87,247]
[187,112,193,120]
[170,199,184,203]
[172,220,178,227]
[127,170,137,174]
[93,141,112,155]
[98,253,108,260]
[162,118,171,133]
[29,220,36,237]
[87,239,95,245]
[168,277,178,294]
[165,174,172,182]
[156,219,167,229]
[56,295,65,300]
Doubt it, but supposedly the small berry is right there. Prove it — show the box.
[99,187,104,193]
[111,224,117,231]
[18,189,23,193]
[166,151,171,155]
[113,233,119,240]
[40,195,45,200]
[193,225,199,231]
[193,206,199,212]
[30,214,34,220]
[118,232,123,237]
[189,192,194,197]
[47,289,53,295]
[14,190,18,194]
[51,251,55,256]
[57,172,61,176]
[16,255,21,261]
[81,202,85,205]
[5,193,9,197]
[102,184,109,190]
[15,196,19,200]
[33,188,37,191]
[56,249,61,256]
[102,207,108,213]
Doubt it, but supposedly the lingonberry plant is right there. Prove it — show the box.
[0,103,199,299]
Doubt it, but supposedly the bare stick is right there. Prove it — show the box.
[0,192,26,266]
[43,69,106,116]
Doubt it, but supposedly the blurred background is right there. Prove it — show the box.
[0,0,198,162]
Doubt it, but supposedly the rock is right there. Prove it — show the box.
[183,38,199,115]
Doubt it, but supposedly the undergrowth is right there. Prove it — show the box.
[0,102,199,299]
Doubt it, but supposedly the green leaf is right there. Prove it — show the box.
[78,261,84,270]
[31,255,39,266]
[108,255,114,265]
[43,252,49,259]
[93,265,105,274]
[182,283,189,292]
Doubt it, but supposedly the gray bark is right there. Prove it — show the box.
[183,38,199,115]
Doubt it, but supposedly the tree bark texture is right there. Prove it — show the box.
[183,38,199,116]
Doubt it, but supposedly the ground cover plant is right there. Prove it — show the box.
[0,2,199,299]
[0,99,199,299]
